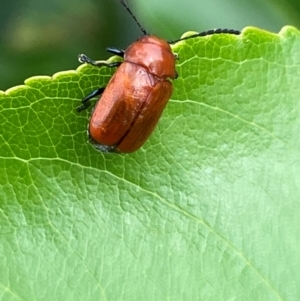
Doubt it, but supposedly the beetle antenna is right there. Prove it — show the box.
[120,0,147,35]
[168,28,240,44]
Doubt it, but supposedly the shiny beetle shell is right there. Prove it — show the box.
[88,36,177,153]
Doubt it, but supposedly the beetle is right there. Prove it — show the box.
[77,0,240,153]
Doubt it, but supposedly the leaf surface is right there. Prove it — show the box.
[0,26,299,301]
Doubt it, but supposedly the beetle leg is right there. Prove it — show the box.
[78,54,122,68]
[76,87,105,112]
[106,47,125,57]
[105,61,122,67]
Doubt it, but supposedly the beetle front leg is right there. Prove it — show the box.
[76,87,105,112]
[106,47,125,57]
[78,54,122,68]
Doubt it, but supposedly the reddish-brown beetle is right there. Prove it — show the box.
[77,0,240,153]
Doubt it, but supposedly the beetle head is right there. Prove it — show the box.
[124,35,177,80]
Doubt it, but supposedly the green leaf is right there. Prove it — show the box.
[0,26,299,300]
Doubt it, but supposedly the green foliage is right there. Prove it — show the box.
[0,26,299,300]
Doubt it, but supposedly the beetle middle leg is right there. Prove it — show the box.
[77,50,124,112]
[76,87,105,112]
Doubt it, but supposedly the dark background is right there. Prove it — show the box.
[1,0,300,91]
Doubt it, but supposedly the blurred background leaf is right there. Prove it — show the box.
[0,0,299,91]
